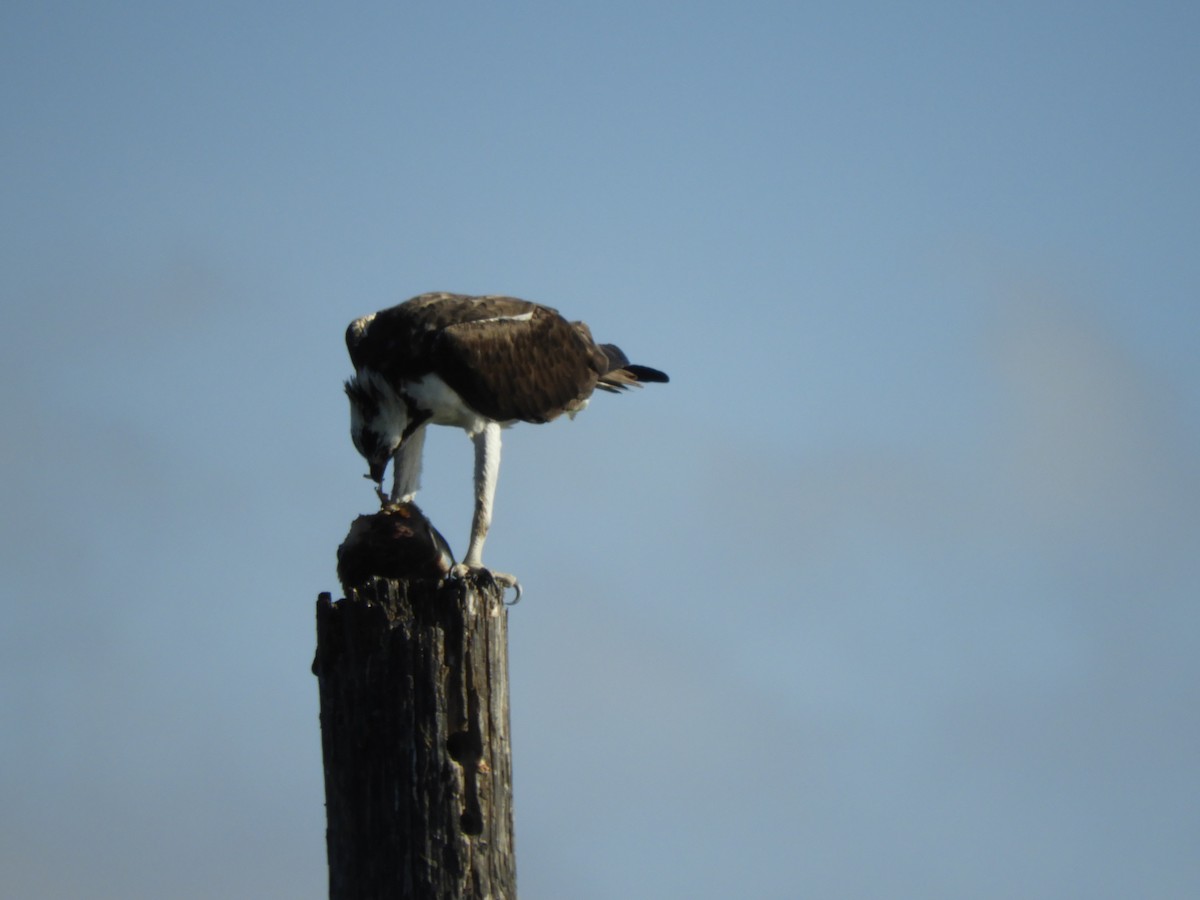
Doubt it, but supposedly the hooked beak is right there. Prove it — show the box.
[368,457,389,484]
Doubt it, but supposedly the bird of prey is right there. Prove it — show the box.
[344,292,668,593]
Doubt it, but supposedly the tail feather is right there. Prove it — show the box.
[621,363,670,383]
[596,343,669,392]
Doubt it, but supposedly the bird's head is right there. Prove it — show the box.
[345,376,402,486]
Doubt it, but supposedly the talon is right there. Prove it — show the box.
[494,572,522,605]
[451,564,522,604]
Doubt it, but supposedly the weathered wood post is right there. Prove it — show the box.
[313,505,516,899]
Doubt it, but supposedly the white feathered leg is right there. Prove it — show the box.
[389,426,426,504]
[463,421,500,566]
[454,421,520,601]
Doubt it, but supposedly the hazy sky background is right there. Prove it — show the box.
[3,2,1198,897]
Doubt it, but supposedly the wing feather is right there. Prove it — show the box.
[348,293,633,423]
[436,304,601,422]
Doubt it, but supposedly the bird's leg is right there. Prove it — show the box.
[388,425,426,504]
[452,421,520,602]
[463,421,500,567]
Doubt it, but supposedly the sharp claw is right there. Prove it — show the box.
[491,571,522,605]
[451,564,522,604]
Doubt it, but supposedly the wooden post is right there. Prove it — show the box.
[313,506,516,899]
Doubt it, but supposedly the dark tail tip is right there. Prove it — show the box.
[598,343,669,384]
[623,364,669,384]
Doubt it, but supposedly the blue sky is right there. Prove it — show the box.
[3,2,1198,897]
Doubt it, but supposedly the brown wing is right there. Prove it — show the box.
[349,293,541,380]
[402,293,537,330]
[434,302,604,423]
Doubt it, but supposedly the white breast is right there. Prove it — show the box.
[405,373,502,435]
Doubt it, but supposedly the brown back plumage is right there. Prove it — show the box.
[348,292,668,423]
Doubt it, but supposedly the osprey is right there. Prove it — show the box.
[344,292,668,593]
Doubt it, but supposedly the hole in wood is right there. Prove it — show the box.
[459,810,484,835]
[446,729,482,762]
